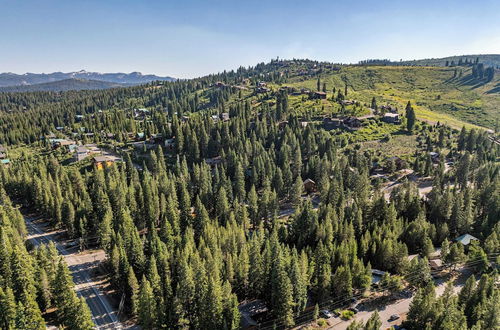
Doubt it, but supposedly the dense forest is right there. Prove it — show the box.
[0,59,498,329]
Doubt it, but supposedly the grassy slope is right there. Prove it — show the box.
[286,66,499,130]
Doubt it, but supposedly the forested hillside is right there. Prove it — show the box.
[0,59,498,329]
[0,78,127,92]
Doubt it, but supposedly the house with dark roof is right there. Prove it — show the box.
[303,178,317,194]
[239,300,268,329]
[311,91,327,99]
[323,117,343,130]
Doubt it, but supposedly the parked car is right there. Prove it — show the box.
[320,309,333,318]
[389,314,400,321]
[348,307,359,314]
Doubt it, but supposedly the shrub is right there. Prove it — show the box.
[317,318,328,327]
[341,310,355,320]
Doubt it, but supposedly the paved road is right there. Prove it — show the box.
[25,216,123,329]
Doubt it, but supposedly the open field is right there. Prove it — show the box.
[286,66,499,129]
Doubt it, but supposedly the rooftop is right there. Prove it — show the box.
[455,234,478,246]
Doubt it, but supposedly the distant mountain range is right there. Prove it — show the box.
[0,70,175,91]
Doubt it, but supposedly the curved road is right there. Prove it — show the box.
[25,215,123,329]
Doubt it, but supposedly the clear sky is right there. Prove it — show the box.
[1,0,499,78]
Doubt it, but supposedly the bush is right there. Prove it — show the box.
[341,310,355,320]
[317,318,328,327]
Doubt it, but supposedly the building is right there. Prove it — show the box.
[50,139,76,150]
[239,300,268,330]
[93,155,121,170]
[382,112,401,124]
[311,91,327,99]
[150,133,164,144]
[371,269,386,285]
[205,156,223,167]
[256,87,270,93]
[343,117,362,130]
[429,259,443,270]
[323,117,343,130]
[134,108,150,118]
[455,234,478,247]
[381,105,398,113]
[303,178,317,194]
[429,152,440,163]
[278,121,289,129]
[221,112,230,122]
[75,146,90,162]
[1,159,10,167]
[165,138,176,151]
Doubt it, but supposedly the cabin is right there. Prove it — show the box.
[278,121,289,129]
[311,91,327,99]
[300,121,309,129]
[239,300,268,330]
[382,112,401,124]
[343,117,362,130]
[50,139,76,150]
[134,108,150,118]
[165,138,176,151]
[429,259,443,270]
[371,269,386,285]
[149,133,164,144]
[93,155,121,170]
[75,114,84,122]
[221,112,230,122]
[136,132,145,141]
[205,156,223,167]
[381,105,398,113]
[105,132,115,140]
[303,178,317,194]
[211,114,220,123]
[429,152,440,163]
[74,146,89,162]
[455,234,478,247]
[323,117,343,130]
[1,159,10,167]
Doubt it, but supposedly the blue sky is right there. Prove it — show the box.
[1,0,499,78]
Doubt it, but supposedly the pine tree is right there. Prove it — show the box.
[406,101,416,133]
[364,311,382,330]
[138,277,156,329]
[0,287,16,329]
